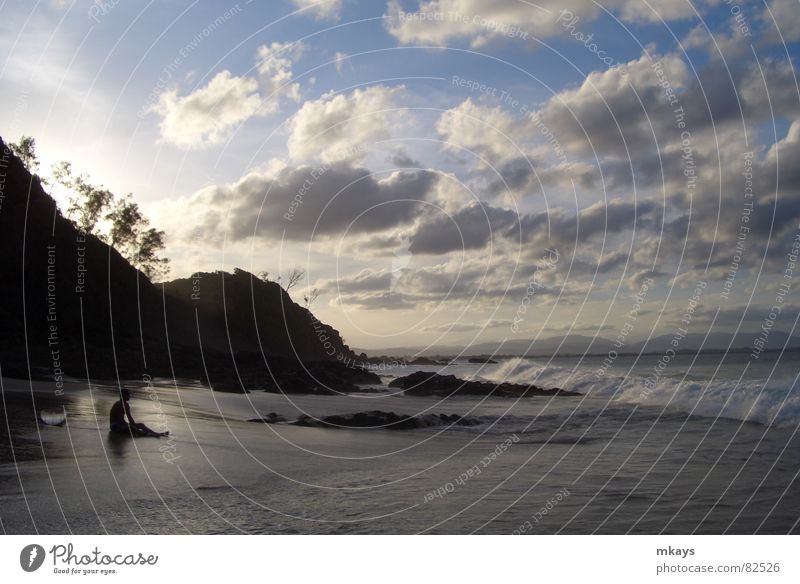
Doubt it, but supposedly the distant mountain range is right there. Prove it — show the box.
[358,331,800,358]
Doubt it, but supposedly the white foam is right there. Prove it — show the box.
[476,357,800,427]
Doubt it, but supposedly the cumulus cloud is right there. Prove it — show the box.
[762,0,800,42]
[432,50,725,200]
[384,0,571,47]
[408,198,662,256]
[385,0,701,47]
[331,291,421,310]
[322,257,484,309]
[318,251,591,311]
[738,58,800,120]
[300,29,799,314]
[609,0,699,23]
[431,45,796,210]
[162,161,438,243]
[154,2,799,323]
[535,51,690,158]
[433,99,598,200]
[256,41,305,107]
[152,42,305,148]
[288,85,406,161]
[152,71,264,148]
[409,202,518,254]
[436,98,527,162]
[320,269,394,294]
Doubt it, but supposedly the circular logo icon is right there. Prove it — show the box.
[20,544,45,572]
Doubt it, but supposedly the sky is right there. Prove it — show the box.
[1,0,799,351]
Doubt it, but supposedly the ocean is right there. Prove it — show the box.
[1,351,799,534]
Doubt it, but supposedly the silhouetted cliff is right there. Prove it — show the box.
[162,269,351,360]
[0,136,358,388]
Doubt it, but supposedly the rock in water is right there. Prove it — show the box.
[252,410,483,430]
[387,371,580,398]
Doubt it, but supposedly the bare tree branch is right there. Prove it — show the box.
[284,268,305,292]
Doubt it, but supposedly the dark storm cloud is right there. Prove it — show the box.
[186,162,438,243]
[408,197,661,256]
[487,158,538,194]
[520,199,662,248]
[321,256,591,311]
[408,202,518,255]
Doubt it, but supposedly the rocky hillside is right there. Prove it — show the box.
[0,136,356,386]
[162,268,350,360]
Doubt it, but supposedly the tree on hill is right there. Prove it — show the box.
[135,227,170,281]
[9,136,40,175]
[106,195,170,280]
[12,135,170,281]
[303,287,320,309]
[284,268,305,292]
[53,161,114,234]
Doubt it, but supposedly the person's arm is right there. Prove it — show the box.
[124,402,136,425]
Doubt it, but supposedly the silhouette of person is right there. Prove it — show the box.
[109,387,168,437]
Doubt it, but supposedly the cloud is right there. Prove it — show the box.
[681,18,752,58]
[408,197,661,256]
[433,45,798,216]
[320,269,394,294]
[409,202,518,254]
[436,98,526,162]
[609,0,699,23]
[151,4,799,325]
[334,51,353,75]
[423,319,512,332]
[332,291,421,310]
[292,0,342,20]
[385,0,702,47]
[163,161,438,243]
[152,71,264,148]
[152,42,304,148]
[256,41,305,107]
[321,256,488,309]
[738,57,800,120]
[433,99,599,200]
[535,51,690,158]
[762,0,800,42]
[288,85,406,161]
[384,0,566,47]
[319,251,592,311]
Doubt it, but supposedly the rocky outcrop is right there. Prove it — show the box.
[0,137,367,392]
[248,412,287,424]
[407,356,439,365]
[388,371,579,398]
[250,410,483,430]
[162,269,353,360]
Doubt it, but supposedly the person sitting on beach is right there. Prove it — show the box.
[109,388,168,437]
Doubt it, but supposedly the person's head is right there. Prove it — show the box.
[120,387,131,402]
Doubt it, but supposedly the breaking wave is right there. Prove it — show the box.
[475,357,800,427]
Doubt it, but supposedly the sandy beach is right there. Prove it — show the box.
[3,359,799,534]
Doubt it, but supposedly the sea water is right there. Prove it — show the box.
[1,352,798,534]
